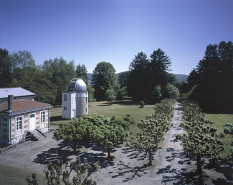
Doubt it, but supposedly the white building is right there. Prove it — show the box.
[62,78,88,119]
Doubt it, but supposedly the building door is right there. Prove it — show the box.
[29,114,36,131]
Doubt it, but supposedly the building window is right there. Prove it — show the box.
[41,111,45,123]
[30,114,35,118]
[64,94,67,101]
[17,117,22,130]
[3,118,7,121]
[64,106,67,110]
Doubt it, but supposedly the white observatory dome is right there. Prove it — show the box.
[68,78,87,91]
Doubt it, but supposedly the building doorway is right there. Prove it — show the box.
[29,114,36,131]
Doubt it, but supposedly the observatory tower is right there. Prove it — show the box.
[62,78,88,119]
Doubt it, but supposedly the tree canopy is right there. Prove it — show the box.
[186,41,233,112]
[127,49,178,102]
[92,62,119,101]
[130,98,175,165]
[178,100,225,173]
[0,48,11,87]
[76,64,88,83]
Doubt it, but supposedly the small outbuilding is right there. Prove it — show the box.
[62,78,88,119]
[0,88,51,146]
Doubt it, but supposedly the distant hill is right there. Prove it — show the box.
[87,73,188,82]
[174,74,188,82]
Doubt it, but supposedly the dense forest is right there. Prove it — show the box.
[185,41,233,113]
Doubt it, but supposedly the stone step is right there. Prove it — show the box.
[29,130,46,141]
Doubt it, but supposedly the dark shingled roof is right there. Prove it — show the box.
[0,99,51,114]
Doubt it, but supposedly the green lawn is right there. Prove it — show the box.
[50,101,155,131]
[205,114,233,155]
[0,164,48,185]
[89,106,155,137]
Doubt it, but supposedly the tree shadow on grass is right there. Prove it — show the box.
[50,116,62,122]
[109,161,149,182]
[97,102,112,106]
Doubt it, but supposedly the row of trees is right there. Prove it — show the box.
[0,49,95,105]
[185,41,233,112]
[177,101,225,173]
[54,113,135,158]
[129,98,176,165]
[92,49,180,103]
[1,47,180,105]
[127,50,179,102]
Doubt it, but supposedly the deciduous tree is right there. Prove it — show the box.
[179,101,225,173]
[92,62,118,101]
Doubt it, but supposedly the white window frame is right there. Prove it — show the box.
[16,117,22,130]
[40,111,45,123]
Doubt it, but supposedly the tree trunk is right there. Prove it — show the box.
[73,140,77,153]
[196,154,202,173]
[108,148,111,158]
[148,151,152,166]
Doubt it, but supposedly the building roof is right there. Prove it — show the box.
[0,87,36,99]
[0,99,51,116]
[68,78,87,91]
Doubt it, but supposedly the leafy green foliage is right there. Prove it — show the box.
[110,114,135,131]
[223,123,233,163]
[140,101,144,108]
[8,53,76,106]
[76,64,88,83]
[130,98,175,165]
[54,118,94,152]
[187,41,233,112]
[127,52,150,101]
[92,62,119,101]
[164,83,180,100]
[179,101,225,173]
[54,113,134,158]
[105,89,116,104]
[42,58,76,106]
[0,48,11,87]
[86,114,131,158]
[91,124,128,158]
[127,49,175,103]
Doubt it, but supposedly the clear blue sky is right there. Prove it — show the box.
[1,0,232,75]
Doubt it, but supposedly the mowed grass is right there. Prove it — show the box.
[205,114,233,155]
[0,163,48,185]
[50,101,155,132]
[89,106,155,136]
